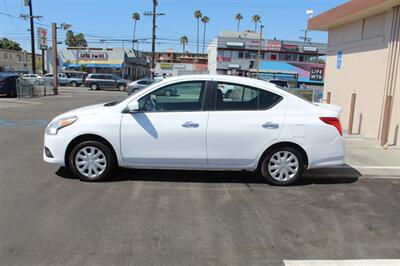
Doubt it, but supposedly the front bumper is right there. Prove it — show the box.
[43,132,71,166]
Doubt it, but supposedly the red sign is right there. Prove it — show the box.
[266,40,282,51]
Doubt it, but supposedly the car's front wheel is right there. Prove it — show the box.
[69,141,116,182]
[90,84,98,90]
[260,147,304,185]
[70,81,77,87]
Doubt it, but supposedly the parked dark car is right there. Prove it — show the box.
[84,74,128,91]
[0,75,18,97]
[268,79,289,88]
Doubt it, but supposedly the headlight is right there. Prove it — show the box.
[46,116,78,135]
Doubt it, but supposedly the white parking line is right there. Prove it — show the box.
[328,166,400,169]
[284,259,400,266]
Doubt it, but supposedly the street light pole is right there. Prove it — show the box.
[256,25,264,79]
[52,23,58,95]
[28,0,36,74]
[151,0,157,79]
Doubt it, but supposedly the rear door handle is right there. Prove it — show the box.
[182,121,199,128]
[262,122,279,129]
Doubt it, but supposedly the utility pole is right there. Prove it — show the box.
[52,23,58,95]
[144,0,164,79]
[28,0,36,74]
[256,25,264,79]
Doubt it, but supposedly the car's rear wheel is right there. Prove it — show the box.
[260,147,304,185]
[90,84,98,90]
[69,141,116,182]
[164,89,172,96]
[118,84,125,91]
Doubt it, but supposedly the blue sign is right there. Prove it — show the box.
[337,50,342,69]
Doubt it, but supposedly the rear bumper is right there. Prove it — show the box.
[307,135,345,169]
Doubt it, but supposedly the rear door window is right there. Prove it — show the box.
[215,82,282,111]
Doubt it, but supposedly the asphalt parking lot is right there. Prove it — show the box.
[0,87,399,266]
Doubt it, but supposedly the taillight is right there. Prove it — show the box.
[320,117,343,136]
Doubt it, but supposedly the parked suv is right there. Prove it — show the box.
[84,74,127,91]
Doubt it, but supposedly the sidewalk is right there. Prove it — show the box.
[305,135,400,179]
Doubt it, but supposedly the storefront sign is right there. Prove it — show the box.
[37,27,48,50]
[226,41,244,47]
[160,63,173,70]
[310,67,324,81]
[78,52,108,60]
[266,40,282,51]
[283,44,298,51]
[303,46,317,52]
[228,64,240,69]
[246,39,262,49]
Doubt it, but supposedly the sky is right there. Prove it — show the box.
[0,0,347,53]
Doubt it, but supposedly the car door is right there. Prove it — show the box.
[206,81,286,166]
[120,81,209,165]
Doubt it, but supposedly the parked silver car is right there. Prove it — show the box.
[126,79,154,94]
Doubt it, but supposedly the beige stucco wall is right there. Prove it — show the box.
[324,8,399,144]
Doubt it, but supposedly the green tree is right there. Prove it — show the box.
[252,14,261,32]
[180,35,188,53]
[79,64,88,72]
[0,38,22,51]
[201,16,210,54]
[194,10,202,54]
[65,30,87,47]
[74,33,87,47]
[132,12,140,50]
[235,13,243,32]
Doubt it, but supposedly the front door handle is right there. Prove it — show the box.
[182,121,199,128]
[262,122,279,129]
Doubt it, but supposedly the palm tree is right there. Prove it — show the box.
[180,36,188,53]
[235,13,243,32]
[194,10,202,54]
[132,12,140,49]
[252,14,261,32]
[201,16,210,54]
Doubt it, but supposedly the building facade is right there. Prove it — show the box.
[145,49,208,76]
[47,47,150,80]
[309,0,400,145]
[0,48,43,74]
[207,31,327,87]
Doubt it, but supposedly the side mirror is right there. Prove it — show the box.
[127,101,140,112]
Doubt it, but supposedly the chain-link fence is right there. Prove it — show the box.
[16,78,55,98]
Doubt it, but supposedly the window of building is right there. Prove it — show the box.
[139,81,205,112]
[270,54,277,60]
[231,50,239,59]
[238,51,244,59]
[215,83,283,111]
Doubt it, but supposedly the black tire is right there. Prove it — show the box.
[70,81,77,87]
[69,140,116,182]
[118,84,125,91]
[260,147,304,186]
[90,84,98,90]
[164,89,172,96]
[7,88,17,98]
[225,89,232,98]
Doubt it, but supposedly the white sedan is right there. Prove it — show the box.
[43,75,344,185]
